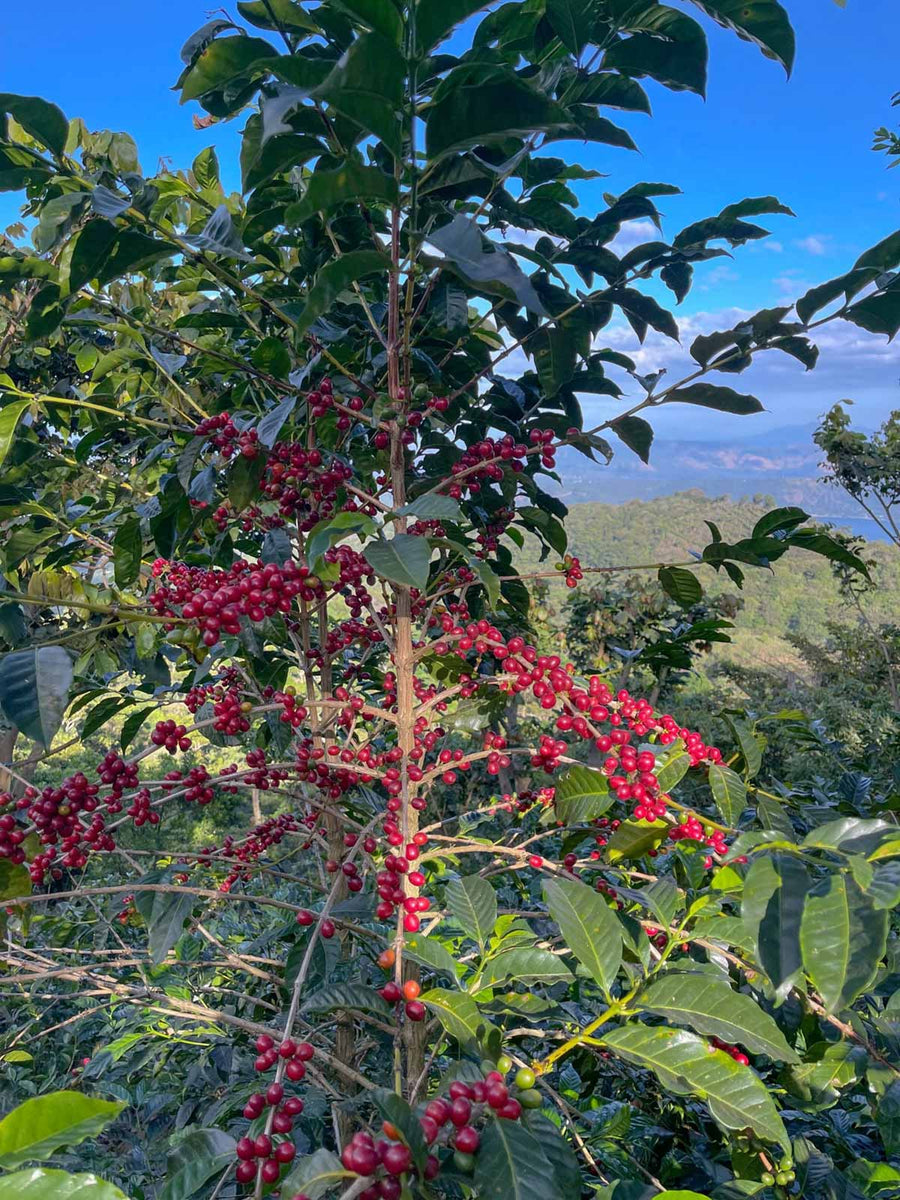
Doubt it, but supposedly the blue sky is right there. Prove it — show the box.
[3,0,899,440]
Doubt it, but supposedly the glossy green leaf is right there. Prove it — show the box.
[370,1090,427,1171]
[474,1113,554,1200]
[0,398,31,469]
[690,0,794,73]
[302,981,391,1016]
[416,0,492,51]
[134,876,195,965]
[282,1149,354,1200]
[0,94,68,155]
[58,220,118,297]
[709,763,746,825]
[658,565,702,606]
[638,972,798,1060]
[428,215,546,315]
[0,1170,129,1200]
[296,249,390,333]
[655,751,692,793]
[113,517,143,588]
[421,987,494,1043]
[286,162,398,224]
[666,383,764,414]
[608,819,668,863]
[426,76,568,161]
[612,415,654,463]
[479,946,574,986]
[553,764,612,823]
[0,646,74,746]
[402,932,461,983]
[757,855,809,998]
[307,511,377,564]
[159,1128,236,1200]
[180,35,276,102]
[364,534,430,590]
[446,873,497,944]
[0,1093,126,1169]
[799,872,887,1012]
[603,1025,789,1149]
[544,875,622,992]
[396,493,462,521]
[315,33,405,154]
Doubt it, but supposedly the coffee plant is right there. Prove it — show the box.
[1,2,900,1198]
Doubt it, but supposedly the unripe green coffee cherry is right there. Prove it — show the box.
[519,1088,543,1109]
[761,1173,775,1186]
[515,1067,536,1090]
[496,1054,513,1074]
[454,1151,475,1173]
[775,1172,790,1186]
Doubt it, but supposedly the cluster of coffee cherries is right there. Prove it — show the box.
[375,962,426,1020]
[150,719,191,754]
[233,1034,314,1186]
[372,832,429,930]
[192,412,245,458]
[148,558,320,647]
[262,441,356,528]
[444,429,556,497]
[340,1055,542,1193]
[668,814,730,867]
[557,553,583,587]
[708,1036,750,1066]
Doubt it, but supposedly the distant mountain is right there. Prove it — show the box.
[552,423,858,517]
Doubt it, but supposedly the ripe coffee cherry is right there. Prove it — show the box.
[261,1159,281,1183]
[405,999,426,1021]
[450,1097,472,1126]
[425,1099,450,1125]
[296,909,314,926]
[380,982,402,1002]
[486,1081,509,1108]
[499,1098,522,1120]
[283,1097,304,1116]
[275,1142,296,1163]
[377,949,396,970]
[279,1039,297,1058]
[320,919,336,938]
[455,1126,480,1154]
[273,1112,293,1134]
[403,979,421,1000]
[266,1082,284,1105]
[527,855,543,869]
[235,1161,256,1183]
[296,1041,315,1060]
[253,1134,272,1158]
[285,1059,306,1081]
[256,1034,274,1053]
[236,1137,256,1161]
[382,1143,412,1175]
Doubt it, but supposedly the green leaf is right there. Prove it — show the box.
[479,946,573,986]
[58,221,118,297]
[799,872,887,1012]
[545,0,593,52]
[689,0,795,73]
[331,0,403,40]
[795,267,875,323]
[801,817,897,856]
[612,415,654,463]
[282,1149,354,1200]
[429,215,547,315]
[446,874,497,944]
[751,506,809,538]
[180,35,277,102]
[844,282,900,340]
[655,751,692,793]
[134,877,195,965]
[426,75,568,161]
[658,566,702,606]
[302,981,391,1016]
[854,229,900,273]
[286,163,398,225]
[554,764,612,823]
[544,875,622,992]
[724,715,763,778]
[608,819,668,863]
[0,1093,126,1169]
[521,1112,581,1197]
[0,647,74,746]
[709,763,746,825]
[638,973,799,1060]
[0,94,69,155]
[666,383,764,414]
[370,1091,427,1172]
[397,493,462,521]
[0,400,30,470]
[159,1128,236,1200]
[120,706,156,752]
[757,856,809,998]
[603,1025,789,1149]
[364,535,430,590]
[315,33,405,155]
[402,932,461,983]
[237,0,320,33]
[227,452,266,512]
[297,249,391,333]
[421,987,494,1043]
[0,1170,129,1200]
[113,517,143,588]
[603,10,708,97]
[0,860,30,903]
[191,144,221,189]
[416,0,493,51]
[307,511,377,564]
[252,336,291,379]
[474,1118,554,1200]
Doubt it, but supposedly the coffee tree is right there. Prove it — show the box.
[2,2,900,1198]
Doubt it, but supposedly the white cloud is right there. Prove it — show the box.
[701,264,739,290]
[608,219,659,253]
[794,235,829,256]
